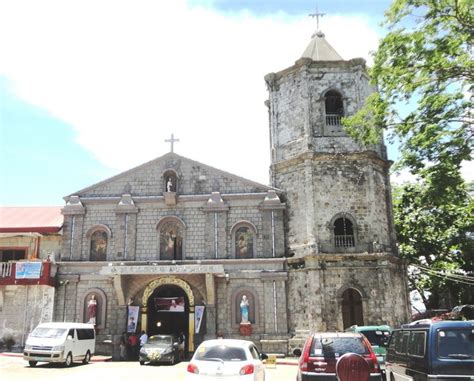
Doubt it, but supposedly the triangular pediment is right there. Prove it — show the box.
[64,153,278,200]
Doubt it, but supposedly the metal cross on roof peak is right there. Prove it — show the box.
[165,133,180,153]
[309,6,325,31]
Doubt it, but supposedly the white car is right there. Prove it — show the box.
[185,339,268,381]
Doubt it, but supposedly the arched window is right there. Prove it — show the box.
[159,219,184,260]
[334,217,355,248]
[341,288,364,329]
[325,90,343,126]
[231,222,257,259]
[164,170,178,193]
[90,230,108,261]
[235,226,254,259]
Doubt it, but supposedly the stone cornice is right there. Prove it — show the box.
[271,151,391,173]
[265,57,367,88]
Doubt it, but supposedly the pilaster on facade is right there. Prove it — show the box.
[62,196,86,262]
[114,194,138,261]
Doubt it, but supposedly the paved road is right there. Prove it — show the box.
[0,355,298,381]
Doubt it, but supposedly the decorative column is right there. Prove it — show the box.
[115,194,139,261]
[260,190,286,257]
[202,192,229,259]
[205,273,217,338]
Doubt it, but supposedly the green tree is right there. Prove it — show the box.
[393,180,473,309]
[344,0,474,308]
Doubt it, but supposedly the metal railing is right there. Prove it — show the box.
[326,114,342,126]
[335,235,355,248]
[0,262,13,278]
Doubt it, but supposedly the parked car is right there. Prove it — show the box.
[23,322,95,367]
[293,332,383,380]
[346,325,392,378]
[185,339,268,381]
[139,334,183,365]
[386,320,474,380]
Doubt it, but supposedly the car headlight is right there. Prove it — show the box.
[53,345,65,352]
[24,344,33,350]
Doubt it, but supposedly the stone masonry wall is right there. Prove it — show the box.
[61,195,285,262]
[275,157,394,257]
[287,255,410,334]
[267,60,384,165]
[71,154,270,198]
[0,285,55,348]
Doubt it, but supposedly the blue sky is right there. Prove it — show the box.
[0,0,406,206]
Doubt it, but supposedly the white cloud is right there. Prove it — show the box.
[0,0,380,185]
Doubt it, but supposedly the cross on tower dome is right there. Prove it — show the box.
[309,6,325,34]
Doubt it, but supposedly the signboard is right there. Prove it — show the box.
[100,264,225,276]
[154,297,185,312]
[195,305,205,333]
[15,262,42,279]
[265,354,277,368]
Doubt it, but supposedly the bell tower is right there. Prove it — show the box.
[265,29,396,259]
[264,28,410,333]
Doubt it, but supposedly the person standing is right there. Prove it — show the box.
[128,333,139,360]
[120,331,128,361]
[139,331,148,347]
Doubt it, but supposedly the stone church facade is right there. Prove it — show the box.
[55,30,410,357]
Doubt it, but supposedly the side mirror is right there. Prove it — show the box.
[173,342,179,347]
[293,348,302,357]
[67,335,73,340]
[260,353,268,360]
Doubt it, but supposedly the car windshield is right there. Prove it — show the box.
[194,345,247,361]
[148,336,172,345]
[311,337,369,356]
[437,329,474,359]
[30,328,67,339]
[362,330,391,347]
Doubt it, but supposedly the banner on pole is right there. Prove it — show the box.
[195,305,205,333]
[127,306,139,333]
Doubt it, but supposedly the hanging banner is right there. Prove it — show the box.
[127,306,139,333]
[15,262,42,279]
[195,305,205,334]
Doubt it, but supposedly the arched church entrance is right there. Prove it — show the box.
[142,277,195,353]
[147,285,188,338]
[341,288,364,328]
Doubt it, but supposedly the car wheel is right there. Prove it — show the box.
[390,373,395,381]
[29,361,37,367]
[139,360,145,365]
[65,352,73,367]
[82,351,91,364]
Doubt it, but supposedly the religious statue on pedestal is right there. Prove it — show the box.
[88,295,98,325]
[240,295,250,324]
[239,294,252,336]
[167,177,173,193]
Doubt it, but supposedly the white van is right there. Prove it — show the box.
[23,322,95,367]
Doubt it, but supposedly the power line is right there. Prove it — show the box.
[415,266,474,286]
[413,264,474,282]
